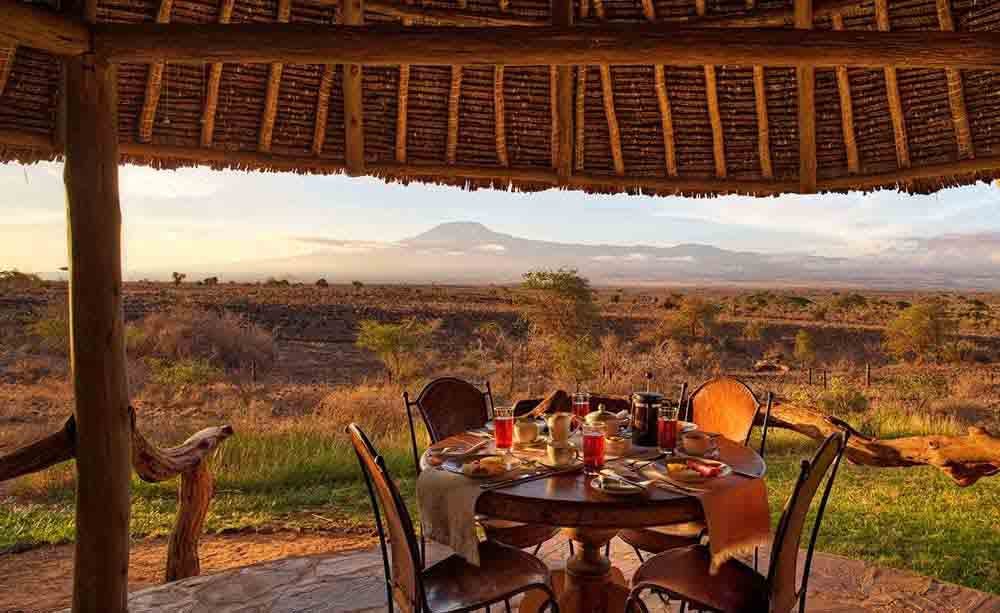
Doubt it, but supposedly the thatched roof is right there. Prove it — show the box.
[1,0,1000,196]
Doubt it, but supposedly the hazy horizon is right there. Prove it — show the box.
[2,161,999,287]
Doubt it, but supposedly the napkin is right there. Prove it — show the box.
[416,465,485,565]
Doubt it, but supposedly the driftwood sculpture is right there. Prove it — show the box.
[0,408,233,581]
[522,389,999,486]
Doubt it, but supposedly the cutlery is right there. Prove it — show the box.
[730,468,759,479]
[481,465,582,490]
[656,477,708,494]
[598,469,648,490]
[623,454,665,471]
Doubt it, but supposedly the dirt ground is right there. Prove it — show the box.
[0,530,376,613]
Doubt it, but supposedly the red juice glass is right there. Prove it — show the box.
[657,405,680,454]
[493,406,514,451]
[572,391,591,419]
[582,424,606,474]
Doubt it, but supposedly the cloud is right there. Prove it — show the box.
[294,237,394,254]
[476,243,507,253]
[119,166,223,200]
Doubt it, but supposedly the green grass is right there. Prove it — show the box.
[2,429,997,594]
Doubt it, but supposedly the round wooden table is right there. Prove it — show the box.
[423,436,767,613]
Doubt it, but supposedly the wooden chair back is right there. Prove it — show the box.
[767,431,848,613]
[349,424,424,613]
[687,376,760,445]
[415,377,491,443]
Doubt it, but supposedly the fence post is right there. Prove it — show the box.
[808,368,813,385]
[250,360,257,384]
[865,362,871,387]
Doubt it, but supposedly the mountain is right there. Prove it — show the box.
[166,222,1000,289]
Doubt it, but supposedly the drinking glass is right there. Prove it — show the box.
[582,423,606,474]
[493,406,515,453]
[657,405,680,454]
[572,391,591,419]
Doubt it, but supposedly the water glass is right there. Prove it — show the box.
[572,391,591,419]
[582,423,606,474]
[493,406,515,452]
[657,405,680,454]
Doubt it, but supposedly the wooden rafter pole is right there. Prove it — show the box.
[199,0,235,147]
[394,17,411,164]
[752,66,772,178]
[312,64,336,156]
[494,65,508,167]
[65,42,131,613]
[876,0,910,169]
[552,0,573,182]
[343,0,364,175]
[0,45,15,98]
[796,0,817,193]
[364,0,542,26]
[643,0,677,177]
[446,65,462,164]
[936,0,974,160]
[259,0,292,152]
[831,12,859,174]
[137,0,173,143]
[94,25,1000,68]
[695,0,726,179]
[574,64,586,172]
[599,64,624,176]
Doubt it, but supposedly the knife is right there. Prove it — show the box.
[481,465,582,490]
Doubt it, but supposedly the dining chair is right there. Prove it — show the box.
[403,377,559,555]
[617,379,774,562]
[349,423,561,613]
[624,430,850,613]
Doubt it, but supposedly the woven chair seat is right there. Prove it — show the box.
[423,541,551,613]
[480,518,560,550]
[632,544,768,612]
[617,522,703,555]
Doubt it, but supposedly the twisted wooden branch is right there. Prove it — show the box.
[0,410,233,582]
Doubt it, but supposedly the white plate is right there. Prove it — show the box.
[663,458,731,483]
[590,476,644,495]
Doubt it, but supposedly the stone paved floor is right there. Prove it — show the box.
[117,535,1000,613]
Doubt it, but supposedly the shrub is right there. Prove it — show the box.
[660,296,721,341]
[147,357,222,387]
[316,278,329,288]
[29,303,69,355]
[352,280,364,290]
[520,268,597,341]
[552,335,599,387]
[793,329,817,366]
[132,306,274,371]
[743,320,767,341]
[172,272,186,286]
[884,302,956,362]
[356,318,438,382]
[202,276,219,286]
[819,376,869,415]
[0,269,43,289]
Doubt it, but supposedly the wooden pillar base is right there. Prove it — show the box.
[520,528,629,613]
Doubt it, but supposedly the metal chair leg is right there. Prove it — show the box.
[533,542,543,556]
[630,544,645,563]
[505,599,512,613]
[568,540,575,556]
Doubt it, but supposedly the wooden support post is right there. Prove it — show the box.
[796,0,817,193]
[137,0,173,143]
[552,0,573,182]
[876,0,910,170]
[936,0,974,160]
[599,64,624,176]
[343,0,364,175]
[808,368,813,385]
[866,362,871,387]
[0,45,15,98]
[259,0,292,152]
[494,65,508,167]
[831,12,860,174]
[64,52,131,613]
[199,0,235,147]
[752,66,772,178]
[446,65,462,164]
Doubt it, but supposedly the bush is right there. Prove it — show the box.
[147,358,222,387]
[520,268,598,340]
[660,296,721,342]
[793,329,817,366]
[884,302,956,362]
[743,320,767,341]
[316,278,329,288]
[819,376,869,415]
[29,303,69,355]
[0,269,43,289]
[552,335,599,387]
[131,306,274,371]
[356,318,439,383]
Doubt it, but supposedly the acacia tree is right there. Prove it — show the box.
[172,272,186,286]
[885,302,956,362]
[356,318,439,383]
[661,295,722,341]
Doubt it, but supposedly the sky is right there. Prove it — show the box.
[1,161,999,279]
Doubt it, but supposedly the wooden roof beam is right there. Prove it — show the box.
[343,0,364,175]
[494,65,508,167]
[796,0,817,193]
[365,0,543,26]
[753,66,772,178]
[639,0,678,177]
[393,17,412,164]
[199,0,235,148]
[94,25,1000,68]
[876,0,910,169]
[311,64,336,156]
[599,64,624,176]
[137,0,174,144]
[831,12,859,174]
[446,65,462,164]
[0,0,89,56]
[937,0,974,160]
[704,65,726,179]
[0,45,15,98]
[575,65,586,171]
[259,0,292,152]
[552,0,574,182]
